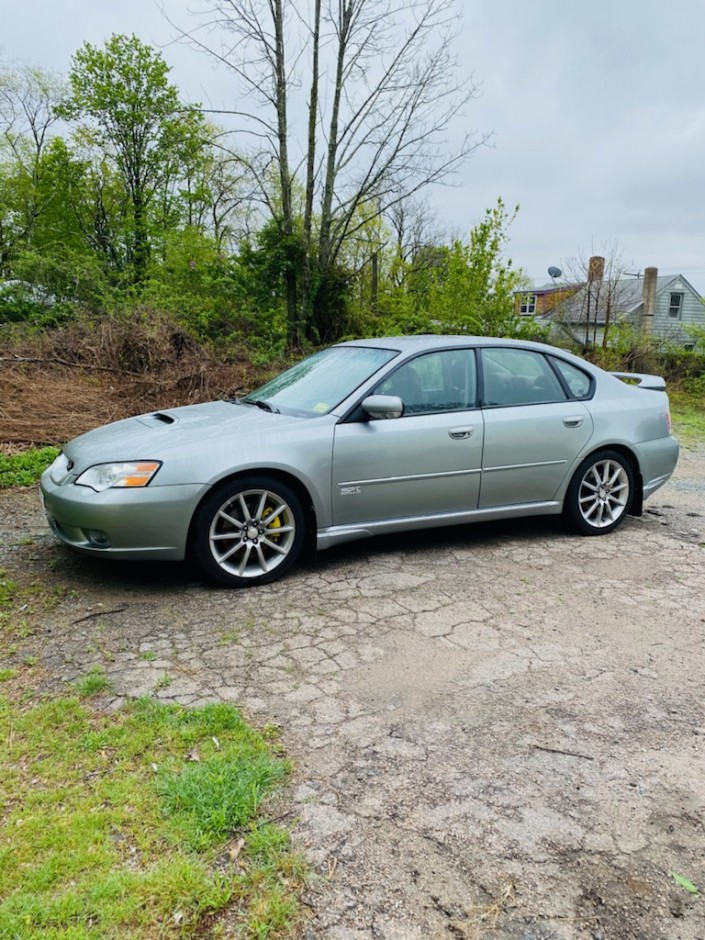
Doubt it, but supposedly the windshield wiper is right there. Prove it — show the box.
[240,397,280,414]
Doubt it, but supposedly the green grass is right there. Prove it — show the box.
[670,388,705,445]
[0,688,304,939]
[72,665,111,697]
[0,446,59,488]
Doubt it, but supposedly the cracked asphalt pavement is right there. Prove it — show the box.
[2,445,704,939]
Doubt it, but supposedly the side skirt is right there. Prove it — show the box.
[317,501,562,551]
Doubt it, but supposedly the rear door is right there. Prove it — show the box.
[478,347,593,507]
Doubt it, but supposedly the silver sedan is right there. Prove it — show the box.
[40,336,679,587]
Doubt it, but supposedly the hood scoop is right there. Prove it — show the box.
[135,411,178,428]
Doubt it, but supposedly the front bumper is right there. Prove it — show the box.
[40,470,208,561]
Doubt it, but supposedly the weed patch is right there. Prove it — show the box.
[0,691,303,938]
[670,389,705,445]
[73,665,111,697]
[0,446,59,488]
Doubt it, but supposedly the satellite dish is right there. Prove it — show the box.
[548,266,562,278]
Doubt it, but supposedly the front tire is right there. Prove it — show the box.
[192,475,306,587]
[565,449,635,536]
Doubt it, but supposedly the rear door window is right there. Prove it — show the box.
[480,348,567,406]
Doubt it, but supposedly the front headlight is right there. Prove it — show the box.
[75,461,162,492]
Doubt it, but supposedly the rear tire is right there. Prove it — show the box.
[565,449,634,535]
[191,475,306,587]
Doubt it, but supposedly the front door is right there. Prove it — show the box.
[332,349,484,525]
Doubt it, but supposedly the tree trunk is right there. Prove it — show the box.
[314,0,350,341]
[271,0,298,345]
[301,0,322,334]
[132,191,149,284]
[319,1,349,271]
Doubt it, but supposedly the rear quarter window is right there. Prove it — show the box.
[550,357,593,399]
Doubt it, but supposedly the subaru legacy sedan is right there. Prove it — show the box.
[40,336,679,587]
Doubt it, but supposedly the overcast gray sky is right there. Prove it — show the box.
[2,0,705,292]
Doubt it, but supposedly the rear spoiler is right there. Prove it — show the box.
[611,371,666,391]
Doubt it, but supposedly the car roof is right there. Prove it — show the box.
[335,334,596,365]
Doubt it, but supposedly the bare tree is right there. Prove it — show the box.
[0,64,65,165]
[0,64,67,249]
[386,196,445,286]
[555,246,638,350]
[170,0,484,343]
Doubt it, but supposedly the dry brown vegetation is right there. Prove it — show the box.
[0,314,283,450]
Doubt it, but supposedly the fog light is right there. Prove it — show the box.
[85,529,110,548]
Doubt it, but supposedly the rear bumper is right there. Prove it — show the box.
[634,436,680,500]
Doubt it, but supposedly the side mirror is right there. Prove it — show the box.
[361,394,403,420]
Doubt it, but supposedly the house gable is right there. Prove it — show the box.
[626,274,704,343]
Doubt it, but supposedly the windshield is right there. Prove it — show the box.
[244,346,399,417]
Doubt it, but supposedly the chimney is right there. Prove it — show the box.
[588,256,605,282]
[642,267,658,334]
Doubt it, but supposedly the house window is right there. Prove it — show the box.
[668,293,684,318]
[519,293,537,315]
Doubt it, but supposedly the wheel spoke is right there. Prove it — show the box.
[254,542,268,571]
[263,503,285,525]
[237,493,249,519]
[265,523,293,535]
[217,510,244,530]
[261,536,288,555]
[254,490,269,522]
[220,539,246,563]
[237,543,253,575]
[606,465,622,487]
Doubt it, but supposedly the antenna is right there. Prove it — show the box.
[547,266,562,279]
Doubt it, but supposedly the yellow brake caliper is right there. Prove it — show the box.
[262,506,282,542]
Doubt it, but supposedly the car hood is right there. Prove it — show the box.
[63,400,315,472]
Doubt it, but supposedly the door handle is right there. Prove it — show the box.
[449,426,474,439]
[563,416,584,428]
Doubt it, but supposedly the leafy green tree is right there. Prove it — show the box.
[376,199,542,339]
[59,34,207,283]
